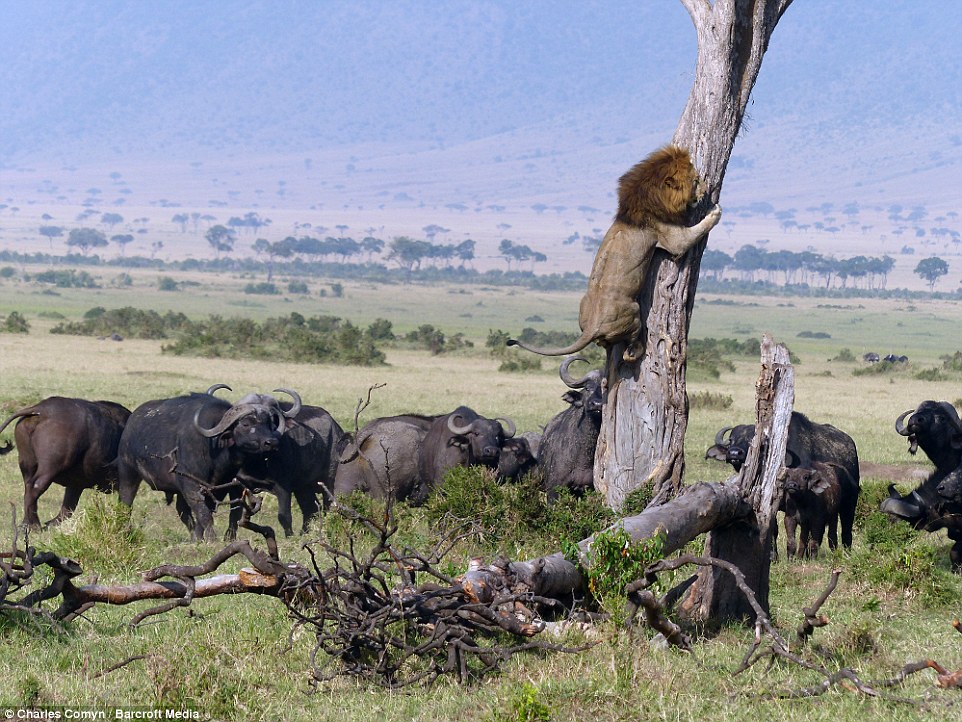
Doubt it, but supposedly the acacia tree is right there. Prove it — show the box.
[914,256,949,289]
[591,0,795,621]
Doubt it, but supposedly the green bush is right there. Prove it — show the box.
[941,351,962,372]
[2,311,29,333]
[157,276,179,291]
[427,467,615,552]
[244,281,279,295]
[287,280,309,294]
[831,347,856,362]
[0,266,17,278]
[33,269,99,288]
[689,390,733,410]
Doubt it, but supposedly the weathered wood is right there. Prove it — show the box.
[679,335,794,621]
[595,0,794,509]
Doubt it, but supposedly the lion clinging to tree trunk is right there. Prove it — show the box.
[508,145,722,374]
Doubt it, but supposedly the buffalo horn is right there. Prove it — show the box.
[559,355,592,389]
[894,408,916,436]
[273,388,303,418]
[206,383,232,396]
[194,403,260,438]
[496,417,516,439]
[714,426,734,446]
[447,414,477,435]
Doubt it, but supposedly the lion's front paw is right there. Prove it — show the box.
[623,342,642,363]
[707,204,722,224]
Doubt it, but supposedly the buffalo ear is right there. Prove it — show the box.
[561,390,583,407]
[448,435,470,449]
[811,472,832,496]
[217,433,234,449]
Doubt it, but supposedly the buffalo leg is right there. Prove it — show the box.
[23,470,58,530]
[181,488,215,541]
[807,521,824,559]
[292,484,320,534]
[798,524,813,559]
[273,486,295,537]
[173,494,195,531]
[47,485,83,528]
[826,513,839,551]
[784,514,799,559]
[949,530,962,573]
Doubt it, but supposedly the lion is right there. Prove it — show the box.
[507,145,721,364]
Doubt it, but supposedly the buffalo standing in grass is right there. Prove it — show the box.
[334,415,439,502]
[237,396,345,535]
[780,462,848,559]
[415,407,515,503]
[537,356,604,496]
[881,400,962,568]
[117,390,298,540]
[0,396,131,529]
[706,410,861,553]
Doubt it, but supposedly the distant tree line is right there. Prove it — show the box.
[702,246,898,290]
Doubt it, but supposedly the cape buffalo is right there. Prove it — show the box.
[780,463,847,559]
[415,407,515,503]
[333,414,439,502]
[706,410,861,550]
[882,400,962,568]
[0,396,131,529]
[496,435,539,483]
[237,397,345,535]
[117,390,298,540]
[538,356,604,496]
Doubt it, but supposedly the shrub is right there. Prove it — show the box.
[572,524,666,623]
[157,276,178,291]
[33,269,99,288]
[0,266,16,278]
[797,330,831,338]
[366,317,395,341]
[287,280,309,294]
[330,282,344,297]
[914,367,944,381]
[2,311,29,333]
[831,347,856,362]
[498,356,542,373]
[244,282,278,295]
[689,390,733,410]
[941,351,962,372]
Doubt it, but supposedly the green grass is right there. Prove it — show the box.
[3,269,962,719]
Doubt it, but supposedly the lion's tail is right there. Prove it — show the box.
[506,330,595,357]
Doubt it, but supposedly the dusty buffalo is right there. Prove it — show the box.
[779,463,846,559]
[117,390,297,540]
[333,415,438,502]
[706,410,861,550]
[0,396,131,529]
[416,407,515,503]
[881,401,962,567]
[237,395,345,535]
[538,356,604,496]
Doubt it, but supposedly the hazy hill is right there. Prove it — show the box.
[1,1,960,288]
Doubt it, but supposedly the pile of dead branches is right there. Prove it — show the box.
[295,497,588,688]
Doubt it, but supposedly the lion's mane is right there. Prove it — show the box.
[615,145,698,228]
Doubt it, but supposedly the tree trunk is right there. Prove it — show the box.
[594,0,794,510]
[679,336,794,621]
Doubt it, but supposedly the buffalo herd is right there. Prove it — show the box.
[2,367,961,570]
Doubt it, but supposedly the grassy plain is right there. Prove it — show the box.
[2,266,962,721]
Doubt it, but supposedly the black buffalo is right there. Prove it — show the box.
[881,400,962,567]
[235,394,345,536]
[0,396,131,529]
[415,407,515,502]
[496,435,538,483]
[538,356,604,496]
[706,410,861,550]
[117,390,297,540]
[780,462,846,559]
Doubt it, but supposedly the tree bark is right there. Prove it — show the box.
[594,0,794,510]
[679,335,794,621]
